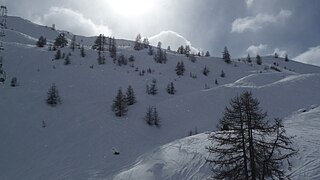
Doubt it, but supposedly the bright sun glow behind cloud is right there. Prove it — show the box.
[107,0,156,17]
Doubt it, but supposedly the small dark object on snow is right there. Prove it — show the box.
[112,147,120,155]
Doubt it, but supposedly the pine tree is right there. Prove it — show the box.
[54,49,61,59]
[175,61,185,76]
[222,46,231,64]
[246,54,252,63]
[126,85,136,105]
[274,53,279,58]
[149,79,158,95]
[46,84,61,106]
[220,70,225,78]
[70,35,76,51]
[36,36,47,47]
[185,45,191,57]
[142,38,149,48]
[80,45,86,57]
[54,33,68,48]
[42,120,46,128]
[205,51,210,57]
[145,106,154,126]
[148,45,153,56]
[203,66,210,76]
[111,88,128,117]
[134,33,143,50]
[93,34,106,51]
[64,55,71,65]
[256,54,262,65]
[166,82,176,95]
[10,77,17,87]
[109,37,117,59]
[154,42,167,63]
[153,107,160,127]
[285,54,289,62]
[167,46,171,51]
[177,45,185,54]
[215,79,218,85]
[206,91,297,179]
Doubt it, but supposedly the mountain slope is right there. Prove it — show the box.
[0,16,319,180]
[114,106,320,179]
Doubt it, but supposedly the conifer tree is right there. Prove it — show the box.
[134,33,143,50]
[144,106,160,127]
[148,45,153,56]
[54,33,68,48]
[80,45,86,57]
[126,85,136,105]
[220,70,225,77]
[142,38,149,48]
[145,106,154,126]
[206,91,297,179]
[70,35,76,51]
[109,37,117,59]
[285,54,289,62]
[54,49,61,60]
[111,88,128,117]
[222,46,231,64]
[166,82,176,95]
[246,54,252,63]
[153,107,160,127]
[177,45,185,54]
[189,54,197,62]
[46,84,61,106]
[205,51,210,57]
[256,54,262,65]
[185,45,191,57]
[175,61,185,76]
[154,42,167,63]
[36,36,47,47]
[203,66,210,76]
[64,55,71,65]
[149,79,158,95]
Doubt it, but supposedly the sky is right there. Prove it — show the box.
[1,0,320,66]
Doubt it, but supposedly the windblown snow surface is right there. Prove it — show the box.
[0,16,320,179]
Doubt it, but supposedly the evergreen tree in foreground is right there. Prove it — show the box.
[46,84,61,106]
[111,88,128,117]
[206,91,297,179]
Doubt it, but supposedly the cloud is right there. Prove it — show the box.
[294,46,320,66]
[40,7,112,36]
[245,0,254,7]
[272,48,287,57]
[246,44,268,56]
[231,9,292,33]
[149,30,199,53]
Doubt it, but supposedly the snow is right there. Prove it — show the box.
[114,107,320,179]
[0,16,320,179]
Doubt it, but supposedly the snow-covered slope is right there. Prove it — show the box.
[114,106,320,179]
[0,16,319,180]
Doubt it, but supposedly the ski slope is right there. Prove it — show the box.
[0,16,319,180]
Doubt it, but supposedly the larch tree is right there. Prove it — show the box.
[206,91,297,179]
